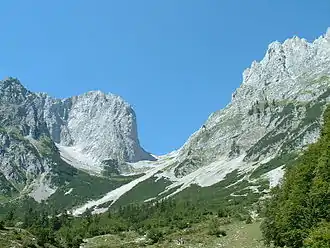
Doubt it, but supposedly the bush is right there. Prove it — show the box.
[217,208,228,218]
[303,222,330,248]
[208,227,227,237]
[245,215,253,224]
[147,229,163,244]
[176,220,191,230]
[0,220,4,230]
[208,219,227,237]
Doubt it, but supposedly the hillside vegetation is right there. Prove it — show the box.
[0,193,266,247]
[0,105,329,247]
[262,106,330,247]
[0,226,42,248]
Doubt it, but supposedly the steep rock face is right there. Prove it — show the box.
[43,91,154,163]
[0,130,47,188]
[0,78,153,199]
[0,79,50,139]
[0,78,152,164]
[0,79,52,194]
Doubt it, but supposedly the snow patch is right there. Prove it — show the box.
[28,173,57,202]
[144,197,156,203]
[64,188,73,195]
[158,154,252,198]
[266,165,285,188]
[121,151,179,176]
[72,157,173,216]
[247,185,260,193]
[57,144,103,174]
[92,208,109,215]
[230,193,248,197]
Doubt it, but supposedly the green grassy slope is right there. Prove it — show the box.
[82,220,266,248]
[0,227,41,248]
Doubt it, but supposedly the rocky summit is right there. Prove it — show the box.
[174,28,330,176]
[0,79,153,200]
[156,29,330,192]
[43,90,154,163]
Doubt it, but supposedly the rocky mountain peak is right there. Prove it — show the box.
[0,81,154,166]
[0,76,22,87]
[173,28,330,179]
[54,89,154,164]
[71,90,131,112]
[0,80,155,201]
[236,30,330,104]
[0,77,31,104]
[326,27,330,39]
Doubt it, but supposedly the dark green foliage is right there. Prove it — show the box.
[248,100,271,116]
[37,135,57,157]
[303,102,324,127]
[0,194,253,247]
[245,131,286,161]
[4,209,14,227]
[0,220,4,230]
[46,151,138,210]
[0,172,18,198]
[208,219,227,237]
[112,177,171,207]
[147,229,163,244]
[262,106,330,248]
[246,91,328,163]
[245,215,253,224]
[102,159,121,176]
[172,170,263,215]
[217,208,229,218]
[303,221,330,248]
[250,153,297,179]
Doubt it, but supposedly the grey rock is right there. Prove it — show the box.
[169,29,330,178]
[0,78,154,198]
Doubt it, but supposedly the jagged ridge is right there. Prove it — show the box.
[71,28,330,215]
[0,78,154,201]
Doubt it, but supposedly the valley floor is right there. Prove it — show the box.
[82,221,266,248]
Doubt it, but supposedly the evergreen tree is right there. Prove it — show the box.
[262,106,330,248]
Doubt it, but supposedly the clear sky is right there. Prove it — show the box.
[0,1,329,155]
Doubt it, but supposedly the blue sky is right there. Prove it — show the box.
[0,1,329,155]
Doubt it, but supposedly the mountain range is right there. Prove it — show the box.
[0,28,329,215]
